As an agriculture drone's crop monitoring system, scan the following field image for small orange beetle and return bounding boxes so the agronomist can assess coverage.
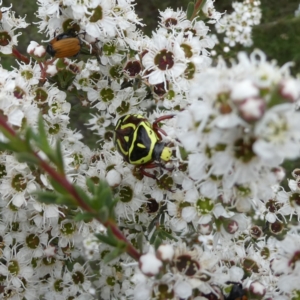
[46,31,81,58]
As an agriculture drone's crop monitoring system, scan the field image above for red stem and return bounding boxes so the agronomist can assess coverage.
[12,47,30,64]
[190,0,204,20]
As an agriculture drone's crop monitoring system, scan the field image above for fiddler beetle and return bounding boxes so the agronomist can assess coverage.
[46,30,81,58]
[114,114,174,179]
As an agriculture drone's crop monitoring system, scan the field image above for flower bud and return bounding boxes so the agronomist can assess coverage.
[106,169,122,187]
[221,217,239,234]
[139,250,162,276]
[27,41,46,58]
[237,97,266,122]
[279,78,300,102]
[157,244,174,261]
[248,281,266,299]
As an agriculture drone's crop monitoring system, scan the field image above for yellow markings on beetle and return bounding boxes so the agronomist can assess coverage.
[116,139,128,155]
[137,143,146,148]
[120,122,136,130]
[129,123,158,165]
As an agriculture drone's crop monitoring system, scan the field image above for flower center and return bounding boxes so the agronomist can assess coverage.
[146,198,159,213]
[184,62,196,79]
[34,88,48,104]
[0,31,11,46]
[89,5,103,22]
[12,174,27,192]
[100,87,114,102]
[8,260,20,276]
[164,18,177,27]
[196,198,214,214]
[119,186,133,203]
[124,60,141,77]
[61,222,76,236]
[26,233,40,249]
[72,271,84,285]
[154,49,174,71]
[54,279,64,292]
[234,137,256,163]
[176,254,200,276]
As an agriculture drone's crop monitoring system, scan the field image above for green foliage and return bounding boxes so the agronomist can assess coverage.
[33,190,60,204]
[187,2,195,20]
[95,228,128,262]
[150,226,178,249]
[86,178,118,220]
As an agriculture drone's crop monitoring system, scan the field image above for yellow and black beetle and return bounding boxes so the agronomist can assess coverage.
[114,114,174,179]
[46,31,81,58]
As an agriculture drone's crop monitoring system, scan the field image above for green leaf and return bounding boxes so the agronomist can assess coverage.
[36,115,51,155]
[74,212,95,222]
[55,140,65,173]
[15,153,39,165]
[179,146,189,160]
[91,180,113,211]
[0,141,19,152]
[57,70,76,90]
[86,177,96,194]
[101,187,113,206]
[56,194,77,206]
[186,2,195,20]
[109,197,119,217]
[98,206,109,223]
[49,178,69,195]
[153,235,163,249]
[136,232,144,253]
[24,127,36,148]
[160,212,165,224]
[103,246,126,263]
[74,185,92,204]
[159,229,178,242]
[149,230,158,245]
[148,215,159,235]
[34,191,59,204]
[0,134,29,153]
[95,233,118,247]
[98,181,113,204]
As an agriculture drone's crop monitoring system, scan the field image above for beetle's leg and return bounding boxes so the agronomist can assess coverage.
[139,165,157,179]
[138,162,162,179]
[160,163,174,172]
[138,161,174,180]
[152,115,175,138]
[142,161,174,172]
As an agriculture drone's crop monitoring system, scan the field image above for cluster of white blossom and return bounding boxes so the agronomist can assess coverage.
[0,0,300,299]
[215,0,262,48]
[0,2,28,54]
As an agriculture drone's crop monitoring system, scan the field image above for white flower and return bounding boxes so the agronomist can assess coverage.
[142,32,186,87]
[174,280,193,299]
[157,244,174,261]
[0,247,33,289]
